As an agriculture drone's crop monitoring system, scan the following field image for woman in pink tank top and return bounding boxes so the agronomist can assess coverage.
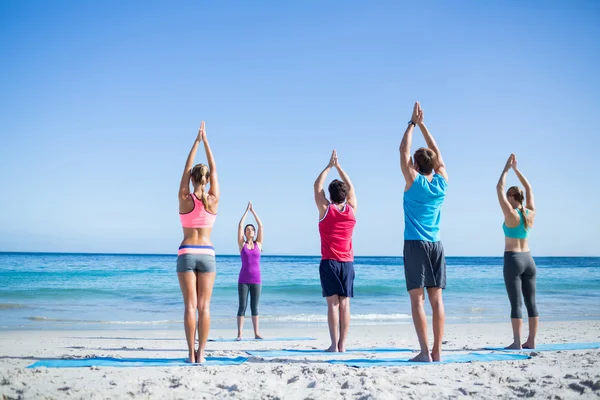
[236,201,264,340]
[177,121,220,364]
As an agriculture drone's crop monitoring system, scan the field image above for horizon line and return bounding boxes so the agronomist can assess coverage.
[0,251,596,258]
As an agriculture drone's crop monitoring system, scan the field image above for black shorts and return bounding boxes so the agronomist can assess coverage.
[403,240,446,291]
[319,259,355,298]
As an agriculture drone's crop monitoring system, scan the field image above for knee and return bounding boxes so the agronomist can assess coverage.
[339,298,350,310]
[523,299,538,317]
[184,303,197,314]
[197,302,210,315]
[510,303,523,319]
[410,296,424,309]
[251,306,259,316]
[327,296,340,308]
[429,297,443,310]
[511,297,523,310]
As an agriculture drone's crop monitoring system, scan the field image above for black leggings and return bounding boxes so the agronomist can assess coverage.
[503,251,539,319]
[237,283,261,317]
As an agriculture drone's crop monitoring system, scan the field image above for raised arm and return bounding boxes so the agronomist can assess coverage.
[399,103,419,189]
[200,122,219,202]
[249,202,264,250]
[400,103,419,191]
[179,125,203,201]
[512,156,535,212]
[334,154,357,212]
[237,202,250,251]
[497,154,517,219]
[314,151,335,218]
[415,102,448,182]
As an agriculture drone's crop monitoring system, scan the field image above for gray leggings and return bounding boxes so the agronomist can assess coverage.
[504,251,539,319]
[237,283,261,317]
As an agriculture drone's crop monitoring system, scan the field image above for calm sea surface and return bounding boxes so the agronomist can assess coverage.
[1,253,598,330]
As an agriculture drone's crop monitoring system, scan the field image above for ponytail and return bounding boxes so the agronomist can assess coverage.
[199,175,209,210]
[191,163,210,210]
[516,189,531,230]
[519,203,530,230]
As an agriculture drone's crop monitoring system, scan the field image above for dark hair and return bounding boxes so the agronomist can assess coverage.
[413,148,436,175]
[244,224,256,241]
[506,186,531,230]
[191,163,210,209]
[328,179,348,204]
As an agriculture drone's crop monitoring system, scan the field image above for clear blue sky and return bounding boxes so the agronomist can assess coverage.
[1,1,599,256]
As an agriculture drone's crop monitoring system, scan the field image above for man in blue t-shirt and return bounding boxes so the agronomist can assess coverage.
[399,102,449,362]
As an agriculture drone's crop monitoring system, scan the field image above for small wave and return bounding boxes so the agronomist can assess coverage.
[469,307,486,313]
[26,316,177,325]
[264,313,411,322]
[0,303,28,310]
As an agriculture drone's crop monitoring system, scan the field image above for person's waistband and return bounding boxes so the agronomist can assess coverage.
[504,251,532,256]
[178,245,215,256]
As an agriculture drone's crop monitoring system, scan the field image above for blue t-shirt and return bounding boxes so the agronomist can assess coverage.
[403,174,447,242]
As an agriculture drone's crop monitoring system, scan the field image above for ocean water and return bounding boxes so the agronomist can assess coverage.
[0,253,599,330]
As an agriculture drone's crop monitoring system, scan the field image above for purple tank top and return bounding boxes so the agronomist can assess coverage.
[238,242,261,284]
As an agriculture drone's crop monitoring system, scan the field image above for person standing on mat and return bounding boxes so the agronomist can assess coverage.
[236,201,264,340]
[177,121,220,364]
[496,153,538,349]
[313,149,357,352]
[399,102,448,362]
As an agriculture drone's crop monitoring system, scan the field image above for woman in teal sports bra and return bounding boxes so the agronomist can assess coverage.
[496,154,538,349]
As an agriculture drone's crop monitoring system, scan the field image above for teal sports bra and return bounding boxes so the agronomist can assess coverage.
[503,208,530,239]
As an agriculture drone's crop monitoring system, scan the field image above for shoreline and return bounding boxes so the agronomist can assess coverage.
[3,312,600,332]
[1,320,599,398]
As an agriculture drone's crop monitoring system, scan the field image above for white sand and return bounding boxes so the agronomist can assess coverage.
[1,320,599,399]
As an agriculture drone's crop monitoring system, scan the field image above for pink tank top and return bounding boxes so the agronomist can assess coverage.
[179,194,217,228]
[318,203,356,262]
[238,243,261,284]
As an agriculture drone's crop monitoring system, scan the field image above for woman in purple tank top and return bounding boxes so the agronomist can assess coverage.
[236,201,263,340]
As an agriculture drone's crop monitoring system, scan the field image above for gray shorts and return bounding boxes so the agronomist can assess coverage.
[176,254,217,273]
[403,240,446,291]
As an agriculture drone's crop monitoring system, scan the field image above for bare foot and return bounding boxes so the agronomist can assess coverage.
[522,341,535,349]
[431,350,442,362]
[337,341,346,352]
[504,342,522,350]
[196,349,206,364]
[236,336,242,341]
[410,351,432,362]
[254,334,263,339]
[324,344,338,352]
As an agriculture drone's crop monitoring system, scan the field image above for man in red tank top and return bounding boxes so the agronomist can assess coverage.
[313,150,358,352]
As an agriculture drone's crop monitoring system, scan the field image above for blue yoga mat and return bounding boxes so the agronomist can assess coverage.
[484,342,600,352]
[208,337,316,342]
[328,352,530,367]
[27,356,248,368]
[247,347,412,357]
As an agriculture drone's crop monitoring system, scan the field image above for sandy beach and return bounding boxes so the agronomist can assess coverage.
[1,320,599,399]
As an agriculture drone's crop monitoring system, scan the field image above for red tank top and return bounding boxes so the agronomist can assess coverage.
[318,203,356,262]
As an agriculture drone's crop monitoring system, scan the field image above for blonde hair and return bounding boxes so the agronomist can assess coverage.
[507,186,531,230]
[191,164,210,209]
